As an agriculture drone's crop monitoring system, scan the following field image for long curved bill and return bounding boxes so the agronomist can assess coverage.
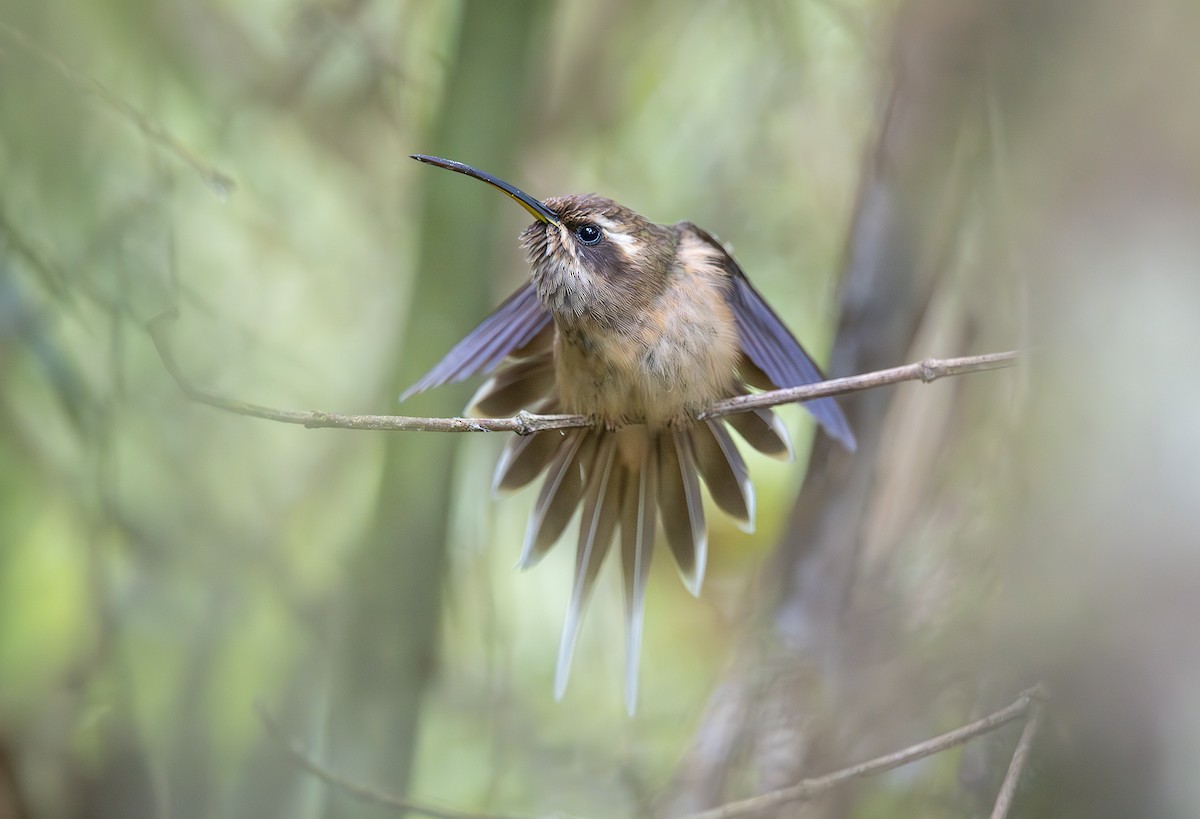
[411,154,561,226]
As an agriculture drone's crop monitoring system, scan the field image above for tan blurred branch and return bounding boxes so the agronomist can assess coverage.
[147,312,1017,434]
[0,20,236,195]
[682,685,1047,819]
[255,702,528,819]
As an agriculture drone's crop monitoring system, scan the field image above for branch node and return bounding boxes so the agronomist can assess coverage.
[514,410,536,436]
[305,411,330,429]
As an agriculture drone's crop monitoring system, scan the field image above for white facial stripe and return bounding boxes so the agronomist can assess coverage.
[590,215,639,260]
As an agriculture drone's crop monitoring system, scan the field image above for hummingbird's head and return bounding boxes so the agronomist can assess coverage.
[521,194,675,323]
[410,155,675,326]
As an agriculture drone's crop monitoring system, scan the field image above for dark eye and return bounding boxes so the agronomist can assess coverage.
[575,223,602,245]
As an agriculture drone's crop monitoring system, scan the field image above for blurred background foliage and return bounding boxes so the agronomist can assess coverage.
[2,1,1200,818]
[0,2,882,815]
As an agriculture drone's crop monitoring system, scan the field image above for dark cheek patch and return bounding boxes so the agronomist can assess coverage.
[581,244,626,282]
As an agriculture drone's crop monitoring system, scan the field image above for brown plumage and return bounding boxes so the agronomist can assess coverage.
[403,156,855,712]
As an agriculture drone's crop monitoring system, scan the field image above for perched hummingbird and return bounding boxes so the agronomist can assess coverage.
[403,155,855,711]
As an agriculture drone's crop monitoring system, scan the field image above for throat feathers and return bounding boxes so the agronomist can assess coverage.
[402,155,855,713]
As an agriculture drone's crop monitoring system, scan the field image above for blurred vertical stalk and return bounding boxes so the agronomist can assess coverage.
[659,2,995,814]
[322,0,549,813]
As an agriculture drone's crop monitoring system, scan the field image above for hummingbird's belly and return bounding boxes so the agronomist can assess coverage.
[554,279,742,426]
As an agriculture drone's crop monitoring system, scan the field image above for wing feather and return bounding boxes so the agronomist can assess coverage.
[467,351,555,417]
[729,274,856,451]
[400,283,551,401]
[685,226,856,451]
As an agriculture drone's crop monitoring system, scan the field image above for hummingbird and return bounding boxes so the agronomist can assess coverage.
[403,155,855,712]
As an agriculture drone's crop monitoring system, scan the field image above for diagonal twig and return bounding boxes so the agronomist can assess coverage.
[147,312,1017,435]
[989,695,1045,819]
[682,685,1046,819]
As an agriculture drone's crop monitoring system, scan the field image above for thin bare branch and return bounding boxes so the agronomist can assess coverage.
[989,697,1044,819]
[255,702,529,819]
[682,685,1046,819]
[697,350,1018,420]
[257,686,1045,818]
[148,313,1017,435]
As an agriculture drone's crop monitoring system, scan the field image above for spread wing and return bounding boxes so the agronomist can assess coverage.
[400,283,551,401]
[688,225,856,451]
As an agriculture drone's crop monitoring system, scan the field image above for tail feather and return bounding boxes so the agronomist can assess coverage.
[517,429,590,569]
[619,432,658,714]
[726,407,794,460]
[691,421,755,531]
[657,429,708,596]
[493,428,563,494]
[555,433,622,700]
[493,395,561,495]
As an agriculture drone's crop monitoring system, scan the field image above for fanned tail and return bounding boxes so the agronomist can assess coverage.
[508,422,752,712]
[473,347,801,711]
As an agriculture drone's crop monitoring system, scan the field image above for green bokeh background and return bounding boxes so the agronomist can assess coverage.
[0,2,882,815]
[10,2,1200,817]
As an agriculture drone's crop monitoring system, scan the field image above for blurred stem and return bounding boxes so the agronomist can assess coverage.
[322,0,549,814]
